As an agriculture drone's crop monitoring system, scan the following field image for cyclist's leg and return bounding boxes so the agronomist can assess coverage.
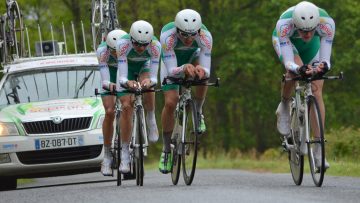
[117,64,136,173]
[272,34,302,136]
[100,66,117,176]
[139,62,159,143]
[159,87,178,173]
[100,95,116,175]
[118,94,134,173]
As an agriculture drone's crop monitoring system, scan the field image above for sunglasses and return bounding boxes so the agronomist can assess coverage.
[177,29,198,38]
[298,28,316,34]
[131,38,150,47]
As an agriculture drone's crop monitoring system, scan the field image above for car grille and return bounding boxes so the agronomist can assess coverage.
[22,117,92,134]
[16,145,103,164]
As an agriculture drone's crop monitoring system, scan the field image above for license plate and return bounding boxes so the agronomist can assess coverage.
[35,136,84,150]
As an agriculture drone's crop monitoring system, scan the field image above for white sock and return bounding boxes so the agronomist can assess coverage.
[103,145,112,160]
[146,110,156,126]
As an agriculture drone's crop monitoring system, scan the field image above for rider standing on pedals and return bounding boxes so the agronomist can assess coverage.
[159,9,213,173]
[273,1,335,169]
[116,20,161,173]
[97,29,127,176]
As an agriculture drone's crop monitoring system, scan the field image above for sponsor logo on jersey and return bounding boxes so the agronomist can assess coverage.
[118,59,127,63]
[99,50,110,62]
[150,42,160,58]
[165,34,176,51]
[163,54,175,60]
[319,23,333,37]
[279,40,290,47]
[118,43,130,56]
[280,24,291,38]
[199,31,212,50]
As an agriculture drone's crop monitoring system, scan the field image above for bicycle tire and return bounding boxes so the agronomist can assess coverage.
[306,95,325,187]
[6,1,24,58]
[135,107,144,186]
[91,0,104,51]
[288,100,304,185]
[171,112,182,185]
[107,0,118,31]
[115,109,121,186]
[181,99,199,185]
[0,16,7,64]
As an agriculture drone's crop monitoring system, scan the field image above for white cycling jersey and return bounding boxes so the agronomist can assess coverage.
[274,6,335,73]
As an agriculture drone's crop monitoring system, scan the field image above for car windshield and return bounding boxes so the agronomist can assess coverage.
[0,66,101,107]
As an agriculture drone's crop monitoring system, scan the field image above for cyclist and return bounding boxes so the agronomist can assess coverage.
[116,20,161,173]
[273,1,335,169]
[159,9,213,173]
[97,29,127,176]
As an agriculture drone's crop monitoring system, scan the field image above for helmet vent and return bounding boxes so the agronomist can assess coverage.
[193,19,196,22]
[301,17,305,20]
[138,30,142,33]
[310,16,313,19]
[113,37,116,40]
[184,19,188,22]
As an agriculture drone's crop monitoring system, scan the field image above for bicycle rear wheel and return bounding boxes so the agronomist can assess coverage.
[6,1,24,59]
[288,102,304,185]
[306,96,325,187]
[91,0,104,51]
[181,99,199,185]
[135,108,144,186]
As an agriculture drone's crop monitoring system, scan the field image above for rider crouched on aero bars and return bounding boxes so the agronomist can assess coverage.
[159,9,213,173]
[116,20,161,173]
[273,1,335,169]
[97,29,127,176]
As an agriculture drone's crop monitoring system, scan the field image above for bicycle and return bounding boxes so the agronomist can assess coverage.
[91,0,119,51]
[0,0,24,64]
[282,68,343,187]
[162,77,220,186]
[94,89,135,186]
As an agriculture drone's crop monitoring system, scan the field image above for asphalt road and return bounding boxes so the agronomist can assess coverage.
[1,169,360,203]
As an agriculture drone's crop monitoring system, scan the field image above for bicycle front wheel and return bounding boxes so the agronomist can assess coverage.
[171,120,181,185]
[288,102,304,185]
[181,99,199,185]
[306,96,325,187]
[135,108,144,186]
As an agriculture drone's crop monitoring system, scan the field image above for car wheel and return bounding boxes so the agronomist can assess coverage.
[0,177,17,191]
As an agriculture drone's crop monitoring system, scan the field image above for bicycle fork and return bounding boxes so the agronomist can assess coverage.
[130,104,149,157]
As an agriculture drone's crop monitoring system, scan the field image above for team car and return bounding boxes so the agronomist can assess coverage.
[0,54,105,190]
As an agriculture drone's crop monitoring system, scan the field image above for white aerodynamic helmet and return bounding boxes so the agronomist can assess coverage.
[292,1,320,31]
[129,20,154,44]
[106,29,127,50]
[174,9,202,33]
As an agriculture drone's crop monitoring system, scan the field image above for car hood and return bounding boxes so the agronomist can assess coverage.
[0,98,104,123]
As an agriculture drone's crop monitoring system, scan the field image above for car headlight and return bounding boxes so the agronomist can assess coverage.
[0,123,20,136]
[96,115,105,129]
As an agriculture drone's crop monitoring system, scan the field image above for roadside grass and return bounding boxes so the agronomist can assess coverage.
[145,127,360,177]
[145,150,360,177]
